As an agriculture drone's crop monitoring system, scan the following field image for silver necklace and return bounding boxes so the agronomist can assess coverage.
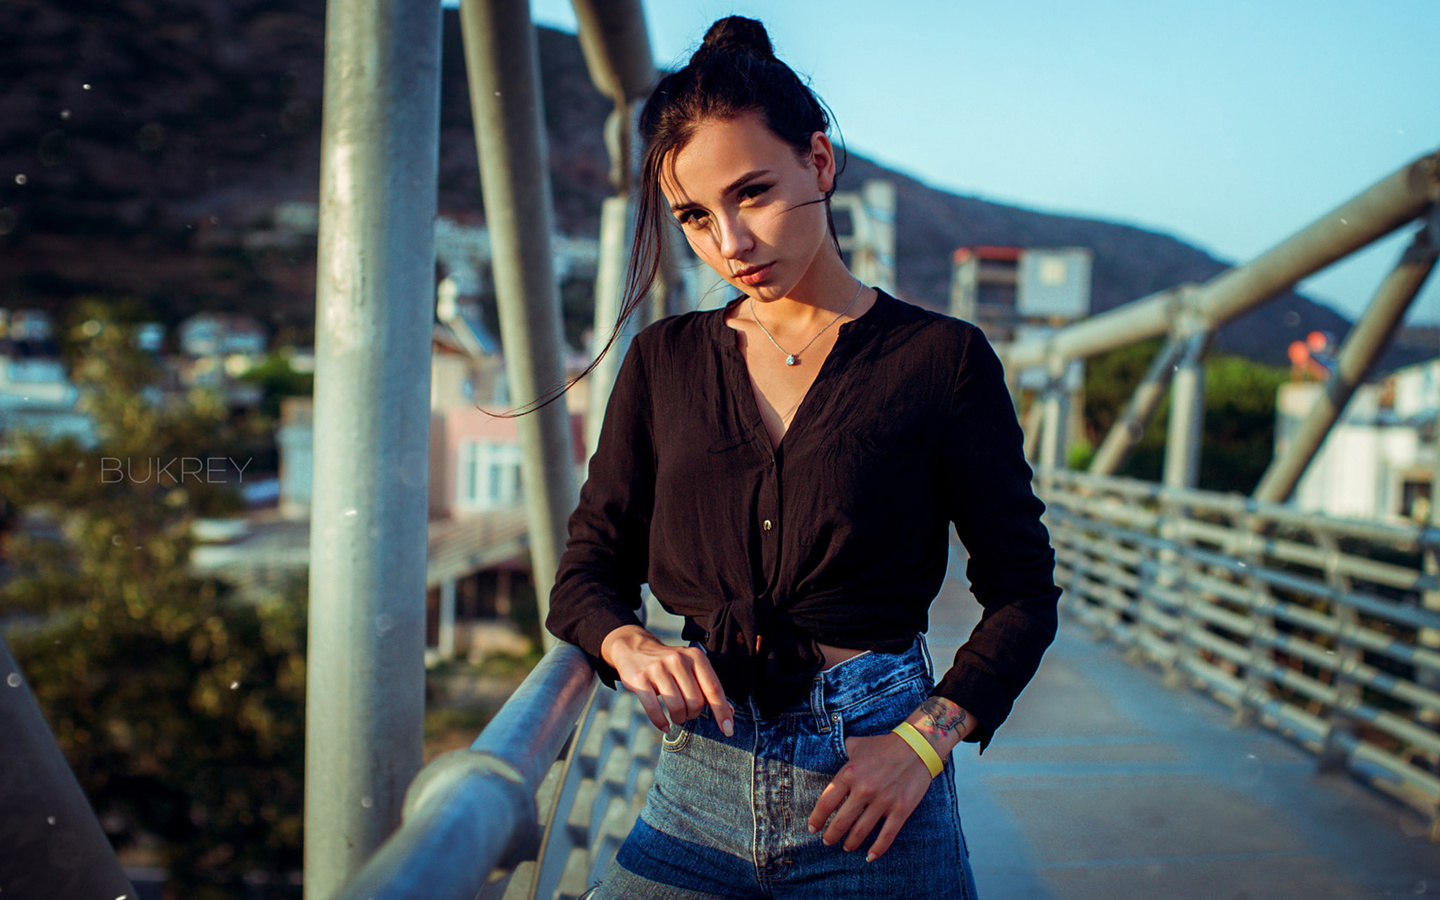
[749,280,864,367]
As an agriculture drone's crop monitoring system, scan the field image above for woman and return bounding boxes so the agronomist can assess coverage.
[546,16,1059,899]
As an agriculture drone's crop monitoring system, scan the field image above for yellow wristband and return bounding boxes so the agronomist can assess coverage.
[891,721,944,778]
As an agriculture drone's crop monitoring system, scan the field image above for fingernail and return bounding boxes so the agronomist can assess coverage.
[807,824,817,834]
[722,719,734,737]
[865,852,877,863]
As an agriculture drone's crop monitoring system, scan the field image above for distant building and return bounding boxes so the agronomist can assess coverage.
[1276,358,1437,523]
[275,397,313,519]
[0,309,92,447]
[434,216,600,300]
[950,246,1093,345]
[178,312,267,358]
[174,313,266,407]
[832,180,897,295]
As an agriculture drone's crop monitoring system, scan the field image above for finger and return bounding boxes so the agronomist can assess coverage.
[807,778,849,834]
[865,814,906,863]
[669,662,707,721]
[689,651,735,735]
[631,687,670,732]
[842,803,886,853]
[822,792,867,847]
[652,674,686,728]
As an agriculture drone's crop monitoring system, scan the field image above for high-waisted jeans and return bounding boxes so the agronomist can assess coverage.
[585,638,979,899]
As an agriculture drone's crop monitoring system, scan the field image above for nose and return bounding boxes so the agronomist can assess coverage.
[715,211,753,260]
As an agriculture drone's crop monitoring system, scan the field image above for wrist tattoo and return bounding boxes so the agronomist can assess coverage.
[915,698,967,744]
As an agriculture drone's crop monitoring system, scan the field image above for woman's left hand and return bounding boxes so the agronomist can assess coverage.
[806,732,935,862]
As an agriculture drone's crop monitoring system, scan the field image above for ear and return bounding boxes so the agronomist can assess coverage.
[809,131,836,194]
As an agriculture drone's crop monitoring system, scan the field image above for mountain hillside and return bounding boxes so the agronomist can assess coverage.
[0,0,1380,365]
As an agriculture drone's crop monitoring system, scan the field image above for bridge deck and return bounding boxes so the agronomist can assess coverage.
[928,549,1440,899]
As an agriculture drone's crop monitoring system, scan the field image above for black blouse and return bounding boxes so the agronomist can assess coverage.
[546,290,1059,747]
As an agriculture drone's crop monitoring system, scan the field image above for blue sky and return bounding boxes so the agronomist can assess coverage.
[520,0,1439,327]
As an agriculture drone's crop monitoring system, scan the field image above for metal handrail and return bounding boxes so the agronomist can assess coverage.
[1040,468,1440,839]
[329,601,675,900]
[331,642,598,900]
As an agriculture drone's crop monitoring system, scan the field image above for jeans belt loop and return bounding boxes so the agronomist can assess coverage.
[810,671,831,734]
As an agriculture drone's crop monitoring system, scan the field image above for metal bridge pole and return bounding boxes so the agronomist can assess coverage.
[1253,223,1438,504]
[459,0,579,628]
[574,0,654,107]
[304,0,441,895]
[0,639,137,900]
[1155,330,1209,683]
[1038,356,1073,470]
[574,0,655,456]
[1021,400,1043,463]
[1163,332,1210,489]
[1089,336,1187,476]
[588,181,639,457]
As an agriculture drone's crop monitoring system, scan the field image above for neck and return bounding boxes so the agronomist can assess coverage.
[755,254,862,328]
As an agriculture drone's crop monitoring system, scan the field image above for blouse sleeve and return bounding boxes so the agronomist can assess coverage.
[931,325,1060,749]
[545,337,656,687]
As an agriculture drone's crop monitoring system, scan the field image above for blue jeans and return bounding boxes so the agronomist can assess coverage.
[586,639,978,899]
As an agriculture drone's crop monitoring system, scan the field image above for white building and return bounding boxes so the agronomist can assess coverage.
[1276,358,1437,523]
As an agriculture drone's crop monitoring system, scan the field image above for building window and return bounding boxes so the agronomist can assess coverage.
[1401,479,1431,524]
[459,440,523,511]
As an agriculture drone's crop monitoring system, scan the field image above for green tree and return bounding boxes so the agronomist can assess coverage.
[240,350,313,421]
[1080,338,1168,482]
[0,306,305,899]
[1082,339,1288,494]
[1198,354,1290,493]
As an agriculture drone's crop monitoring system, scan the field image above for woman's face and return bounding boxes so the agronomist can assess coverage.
[659,112,836,303]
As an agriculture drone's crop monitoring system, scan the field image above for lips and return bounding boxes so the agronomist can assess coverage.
[735,262,774,286]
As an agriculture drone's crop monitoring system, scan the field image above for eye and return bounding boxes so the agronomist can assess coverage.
[676,208,709,228]
[738,183,771,202]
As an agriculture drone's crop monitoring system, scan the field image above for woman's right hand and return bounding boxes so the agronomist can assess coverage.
[601,625,735,737]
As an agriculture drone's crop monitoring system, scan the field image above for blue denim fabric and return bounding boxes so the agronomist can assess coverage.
[586,639,978,899]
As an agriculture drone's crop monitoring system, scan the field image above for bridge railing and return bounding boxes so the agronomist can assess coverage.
[331,606,672,900]
[1040,467,1440,837]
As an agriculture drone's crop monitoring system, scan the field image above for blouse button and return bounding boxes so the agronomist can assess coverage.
[762,519,773,531]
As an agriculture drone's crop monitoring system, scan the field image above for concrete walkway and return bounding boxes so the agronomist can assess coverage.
[927,551,1440,900]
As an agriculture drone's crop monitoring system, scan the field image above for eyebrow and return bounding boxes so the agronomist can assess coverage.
[669,169,772,214]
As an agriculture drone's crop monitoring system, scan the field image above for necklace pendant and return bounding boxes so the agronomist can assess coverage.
[785,354,798,366]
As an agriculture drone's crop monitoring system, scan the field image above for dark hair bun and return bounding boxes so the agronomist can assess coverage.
[696,16,776,63]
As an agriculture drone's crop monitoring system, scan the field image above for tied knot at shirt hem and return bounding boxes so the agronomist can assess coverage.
[677,597,829,718]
